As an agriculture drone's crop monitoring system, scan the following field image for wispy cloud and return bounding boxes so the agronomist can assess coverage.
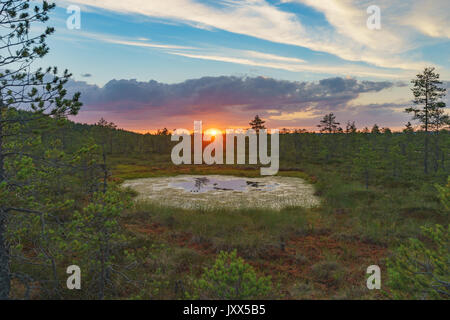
[57,30,196,50]
[244,51,306,64]
[61,0,444,72]
[168,50,408,79]
[101,38,196,50]
[60,29,405,79]
[398,0,450,38]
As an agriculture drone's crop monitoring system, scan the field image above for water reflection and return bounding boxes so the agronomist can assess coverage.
[170,177,278,193]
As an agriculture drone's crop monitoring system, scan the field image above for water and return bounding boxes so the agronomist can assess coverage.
[170,177,279,193]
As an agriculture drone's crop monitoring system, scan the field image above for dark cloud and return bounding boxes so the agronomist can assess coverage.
[66,76,396,118]
[81,73,92,78]
[66,76,450,131]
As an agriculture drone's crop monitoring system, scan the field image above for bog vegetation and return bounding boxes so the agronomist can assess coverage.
[0,1,448,300]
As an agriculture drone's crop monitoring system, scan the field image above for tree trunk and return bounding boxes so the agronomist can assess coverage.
[99,246,105,300]
[0,211,9,300]
[424,132,429,174]
[424,84,429,175]
[109,134,113,155]
[365,169,369,190]
[0,101,10,300]
[102,145,107,194]
[433,135,439,173]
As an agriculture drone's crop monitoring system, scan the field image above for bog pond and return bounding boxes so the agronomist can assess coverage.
[122,175,320,210]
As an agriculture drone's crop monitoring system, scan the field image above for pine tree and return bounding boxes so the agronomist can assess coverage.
[387,224,449,299]
[405,67,447,174]
[389,145,404,179]
[436,177,450,212]
[317,113,340,133]
[0,1,81,299]
[354,143,376,189]
[403,122,414,133]
[70,190,130,299]
[430,102,449,132]
[249,115,266,133]
[371,124,380,134]
[95,119,118,192]
[345,121,357,134]
[156,128,170,136]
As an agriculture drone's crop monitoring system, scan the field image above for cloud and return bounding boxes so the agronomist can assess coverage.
[66,75,409,131]
[64,31,406,79]
[67,76,395,111]
[100,38,196,50]
[244,51,306,64]
[63,0,440,71]
[59,30,423,80]
[399,0,450,38]
[168,50,406,79]
[81,73,92,78]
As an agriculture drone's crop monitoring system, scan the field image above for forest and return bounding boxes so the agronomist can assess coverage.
[0,107,448,299]
[0,1,448,300]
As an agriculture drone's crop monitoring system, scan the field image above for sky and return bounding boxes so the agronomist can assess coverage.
[39,0,450,132]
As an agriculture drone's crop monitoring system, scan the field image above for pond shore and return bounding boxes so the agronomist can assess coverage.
[122,175,320,210]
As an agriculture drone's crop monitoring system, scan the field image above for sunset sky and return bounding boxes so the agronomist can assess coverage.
[43,1,450,132]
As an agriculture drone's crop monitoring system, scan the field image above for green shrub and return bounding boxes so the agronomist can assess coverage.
[311,260,346,287]
[387,224,449,299]
[191,250,272,300]
[436,177,450,213]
